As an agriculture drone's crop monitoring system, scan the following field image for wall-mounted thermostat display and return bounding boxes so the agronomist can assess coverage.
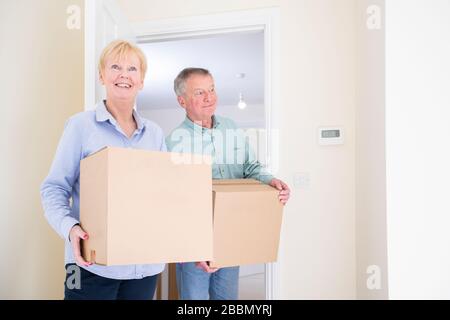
[318,127,344,145]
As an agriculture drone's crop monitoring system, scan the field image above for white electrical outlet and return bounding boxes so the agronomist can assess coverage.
[293,172,310,189]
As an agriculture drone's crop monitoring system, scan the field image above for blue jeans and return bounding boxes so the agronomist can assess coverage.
[64,264,158,300]
[176,262,239,300]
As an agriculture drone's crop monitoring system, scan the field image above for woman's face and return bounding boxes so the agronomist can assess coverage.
[100,52,144,103]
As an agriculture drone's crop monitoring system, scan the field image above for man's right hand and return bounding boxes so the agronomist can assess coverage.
[195,261,218,273]
[69,225,92,267]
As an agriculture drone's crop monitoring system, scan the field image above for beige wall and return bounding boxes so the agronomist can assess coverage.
[0,0,84,299]
[119,0,357,299]
[355,0,388,299]
[277,0,356,299]
[118,0,279,21]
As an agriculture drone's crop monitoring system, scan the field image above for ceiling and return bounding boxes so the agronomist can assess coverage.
[136,31,264,110]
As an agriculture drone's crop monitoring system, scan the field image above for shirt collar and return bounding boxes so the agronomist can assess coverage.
[96,100,145,132]
[182,115,220,131]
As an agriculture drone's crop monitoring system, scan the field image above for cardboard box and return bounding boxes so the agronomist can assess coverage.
[210,179,284,268]
[79,147,213,266]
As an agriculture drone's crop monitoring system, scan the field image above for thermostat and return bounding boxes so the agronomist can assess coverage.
[318,127,344,145]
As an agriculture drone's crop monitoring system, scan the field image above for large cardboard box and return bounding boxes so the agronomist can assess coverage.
[210,179,284,268]
[79,147,213,266]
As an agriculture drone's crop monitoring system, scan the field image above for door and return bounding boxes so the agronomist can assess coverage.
[84,0,135,110]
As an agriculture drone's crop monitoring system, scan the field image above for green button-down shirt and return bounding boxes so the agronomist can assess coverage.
[166,115,273,184]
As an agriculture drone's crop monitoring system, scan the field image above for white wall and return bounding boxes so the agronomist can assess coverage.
[386,0,450,299]
[355,0,388,299]
[0,0,84,299]
[122,0,357,299]
[139,107,186,136]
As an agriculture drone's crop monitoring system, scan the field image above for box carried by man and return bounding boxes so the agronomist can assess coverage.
[210,179,284,268]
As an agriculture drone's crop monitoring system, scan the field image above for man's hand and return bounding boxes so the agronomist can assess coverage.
[269,178,291,205]
[195,261,219,273]
[69,225,92,267]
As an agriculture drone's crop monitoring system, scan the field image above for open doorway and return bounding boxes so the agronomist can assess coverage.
[136,31,265,133]
[85,3,281,299]
[137,31,267,300]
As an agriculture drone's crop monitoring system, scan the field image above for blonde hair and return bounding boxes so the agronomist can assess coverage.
[98,40,147,79]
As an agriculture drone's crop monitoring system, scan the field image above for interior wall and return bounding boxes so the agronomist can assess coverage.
[355,0,388,299]
[0,0,84,299]
[121,0,358,299]
[386,0,450,299]
[276,0,357,299]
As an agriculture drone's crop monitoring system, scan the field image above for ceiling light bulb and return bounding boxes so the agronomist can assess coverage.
[238,93,247,109]
[238,100,247,109]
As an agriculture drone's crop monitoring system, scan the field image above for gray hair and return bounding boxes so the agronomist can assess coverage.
[174,67,213,96]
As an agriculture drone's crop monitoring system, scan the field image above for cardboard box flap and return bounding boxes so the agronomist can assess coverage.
[213,184,275,193]
[85,146,109,158]
[212,179,261,186]
[213,179,276,193]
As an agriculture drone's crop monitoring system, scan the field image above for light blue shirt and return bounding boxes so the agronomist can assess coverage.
[166,115,273,183]
[40,101,166,280]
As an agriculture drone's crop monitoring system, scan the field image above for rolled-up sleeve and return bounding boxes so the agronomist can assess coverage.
[243,140,274,184]
[227,119,273,184]
[40,117,82,241]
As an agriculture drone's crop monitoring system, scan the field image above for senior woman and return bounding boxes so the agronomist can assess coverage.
[40,40,165,300]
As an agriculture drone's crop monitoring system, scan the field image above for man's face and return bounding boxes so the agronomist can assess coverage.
[178,74,217,122]
[100,52,144,102]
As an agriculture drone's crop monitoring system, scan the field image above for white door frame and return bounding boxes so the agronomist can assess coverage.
[131,8,281,300]
[85,4,281,300]
[84,0,135,110]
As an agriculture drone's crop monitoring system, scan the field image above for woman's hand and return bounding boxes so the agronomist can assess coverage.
[69,225,92,267]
